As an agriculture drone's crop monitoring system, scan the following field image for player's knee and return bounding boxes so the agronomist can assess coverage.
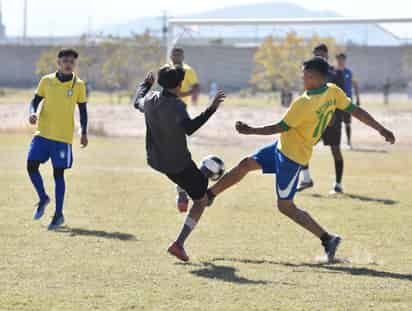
[277,200,293,215]
[193,195,208,209]
[27,161,40,174]
[53,168,65,179]
[238,157,256,173]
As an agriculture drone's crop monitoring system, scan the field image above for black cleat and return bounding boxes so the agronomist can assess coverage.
[322,235,342,263]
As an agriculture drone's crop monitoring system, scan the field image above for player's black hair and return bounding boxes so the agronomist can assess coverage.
[313,43,328,54]
[303,57,330,77]
[336,52,347,59]
[58,48,79,59]
[157,64,186,89]
[171,47,184,54]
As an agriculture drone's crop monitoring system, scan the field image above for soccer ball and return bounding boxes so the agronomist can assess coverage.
[200,155,225,181]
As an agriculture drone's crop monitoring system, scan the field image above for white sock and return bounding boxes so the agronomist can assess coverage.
[302,169,312,183]
[176,185,186,195]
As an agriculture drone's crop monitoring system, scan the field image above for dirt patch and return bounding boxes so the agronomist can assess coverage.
[2,103,411,149]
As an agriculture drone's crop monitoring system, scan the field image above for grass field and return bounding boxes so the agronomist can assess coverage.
[1,133,412,311]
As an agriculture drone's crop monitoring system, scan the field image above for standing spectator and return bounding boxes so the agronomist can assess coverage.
[335,53,361,148]
[170,47,200,106]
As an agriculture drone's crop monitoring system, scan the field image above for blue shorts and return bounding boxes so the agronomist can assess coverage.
[252,142,302,200]
[27,136,73,169]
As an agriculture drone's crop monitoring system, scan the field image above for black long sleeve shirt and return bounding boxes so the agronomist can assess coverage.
[133,82,217,174]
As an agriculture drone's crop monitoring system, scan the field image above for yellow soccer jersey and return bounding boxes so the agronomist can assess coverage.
[278,83,356,165]
[180,63,199,105]
[35,73,87,144]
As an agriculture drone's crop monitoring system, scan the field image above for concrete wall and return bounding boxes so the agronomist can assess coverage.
[0,45,47,87]
[0,44,408,90]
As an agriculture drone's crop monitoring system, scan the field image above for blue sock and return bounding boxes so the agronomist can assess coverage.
[29,171,48,202]
[54,176,65,216]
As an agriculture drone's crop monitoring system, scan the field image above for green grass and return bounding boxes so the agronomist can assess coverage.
[1,134,412,310]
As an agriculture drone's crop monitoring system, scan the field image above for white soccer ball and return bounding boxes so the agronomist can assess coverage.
[200,155,225,181]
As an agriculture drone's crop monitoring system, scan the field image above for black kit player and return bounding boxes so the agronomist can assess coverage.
[132,65,225,262]
[335,52,361,149]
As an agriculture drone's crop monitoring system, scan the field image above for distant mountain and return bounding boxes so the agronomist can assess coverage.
[100,2,400,46]
[101,2,340,36]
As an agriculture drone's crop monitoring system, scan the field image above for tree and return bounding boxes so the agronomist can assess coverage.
[35,32,163,103]
[36,44,98,83]
[101,33,164,99]
[251,32,338,106]
[36,48,60,76]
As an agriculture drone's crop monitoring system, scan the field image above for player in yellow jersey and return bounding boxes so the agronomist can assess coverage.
[170,47,200,106]
[27,48,88,230]
[206,57,395,262]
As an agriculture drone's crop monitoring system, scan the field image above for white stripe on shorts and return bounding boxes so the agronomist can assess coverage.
[67,144,71,167]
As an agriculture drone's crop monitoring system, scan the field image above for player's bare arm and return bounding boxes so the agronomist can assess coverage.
[209,90,225,111]
[236,121,286,135]
[351,106,395,144]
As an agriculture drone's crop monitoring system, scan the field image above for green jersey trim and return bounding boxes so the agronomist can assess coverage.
[306,85,328,96]
[344,103,357,113]
[278,120,290,131]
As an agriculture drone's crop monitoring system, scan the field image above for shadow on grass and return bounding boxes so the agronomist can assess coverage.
[211,258,412,282]
[176,261,270,285]
[309,193,398,205]
[56,226,137,241]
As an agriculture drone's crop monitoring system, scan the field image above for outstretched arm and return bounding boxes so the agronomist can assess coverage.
[351,106,395,144]
[235,120,288,136]
[180,90,225,136]
[132,72,155,112]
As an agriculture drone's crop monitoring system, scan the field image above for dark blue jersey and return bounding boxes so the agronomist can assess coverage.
[335,68,353,98]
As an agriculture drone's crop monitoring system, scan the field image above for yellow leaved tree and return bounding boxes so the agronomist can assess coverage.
[251,32,339,106]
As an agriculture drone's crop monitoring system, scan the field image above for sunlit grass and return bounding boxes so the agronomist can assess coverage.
[1,134,411,310]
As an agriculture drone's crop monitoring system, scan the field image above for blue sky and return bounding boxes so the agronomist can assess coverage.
[2,0,411,36]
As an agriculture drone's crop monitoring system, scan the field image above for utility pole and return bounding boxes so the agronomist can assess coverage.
[0,0,6,39]
[23,0,28,40]
[162,11,168,49]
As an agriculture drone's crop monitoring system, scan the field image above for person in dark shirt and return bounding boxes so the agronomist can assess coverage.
[335,53,361,148]
[132,64,225,262]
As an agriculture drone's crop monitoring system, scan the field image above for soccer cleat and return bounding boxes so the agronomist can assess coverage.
[48,213,65,231]
[322,235,342,263]
[329,183,344,195]
[33,196,50,220]
[176,191,189,213]
[167,241,189,262]
[296,180,314,192]
[345,143,353,150]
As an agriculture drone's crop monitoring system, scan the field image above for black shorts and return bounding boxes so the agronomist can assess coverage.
[166,160,208,200]
[322,125,341,146]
